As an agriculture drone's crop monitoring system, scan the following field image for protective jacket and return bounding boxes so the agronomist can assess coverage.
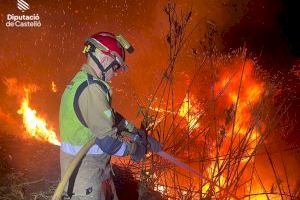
[59,64,133,199]
[59,64,132,156]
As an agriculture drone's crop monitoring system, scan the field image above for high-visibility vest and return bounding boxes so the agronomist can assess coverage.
[59,70,111,155]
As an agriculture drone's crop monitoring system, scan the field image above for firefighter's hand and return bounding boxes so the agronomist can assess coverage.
[132,129,147,145]
[133,129,162,153]
[130,142,147,162]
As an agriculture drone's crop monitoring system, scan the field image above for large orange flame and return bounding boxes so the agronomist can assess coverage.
[201,59,266,198]
[17,88,60,146]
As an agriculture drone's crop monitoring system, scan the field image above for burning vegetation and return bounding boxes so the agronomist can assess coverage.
[0,1,299,200]
[115,2,299,199]
[3,78,60,146]
[17,88,60,146]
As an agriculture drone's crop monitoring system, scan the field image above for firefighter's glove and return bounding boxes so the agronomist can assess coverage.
[132,129,148,146]
[114,112,135,133]
[131,142,147,162]
[133,129,162,153]
[115,119,127,133]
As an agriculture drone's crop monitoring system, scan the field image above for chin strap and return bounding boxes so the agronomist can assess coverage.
[88,52,119,81]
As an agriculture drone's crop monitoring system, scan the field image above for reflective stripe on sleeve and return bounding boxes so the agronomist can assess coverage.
[60,141,127,156]
[113,142,128,156]
[60,141,104,155]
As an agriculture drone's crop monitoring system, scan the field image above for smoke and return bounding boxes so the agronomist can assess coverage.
[3,78,38,98]
[0,0,252,120]
[0,107,19,134]
[0,0,296,146]
[0,0,296,138]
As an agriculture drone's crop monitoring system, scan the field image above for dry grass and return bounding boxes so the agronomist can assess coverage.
[0,171,58,200]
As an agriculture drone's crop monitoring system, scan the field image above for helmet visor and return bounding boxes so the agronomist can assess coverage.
[110,51,128,72]
[86,38,128,72]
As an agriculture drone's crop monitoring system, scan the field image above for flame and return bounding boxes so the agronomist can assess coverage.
[178,95,200,130]
[17,88,60,146]
[149,58,268,199]
[203,59,265,196]
[227,61,264,163]
[202,163,227,195]
[51,81,57,93]
[148,94,201,131]
[155,185,167,193]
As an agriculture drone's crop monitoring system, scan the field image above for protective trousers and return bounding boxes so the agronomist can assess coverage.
[60,151,118,200]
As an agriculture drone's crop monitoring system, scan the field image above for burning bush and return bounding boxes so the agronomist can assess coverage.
[117,2,300,199]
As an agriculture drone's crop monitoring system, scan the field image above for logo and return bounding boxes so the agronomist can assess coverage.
[5,0,42,28]
[17,0,30,12]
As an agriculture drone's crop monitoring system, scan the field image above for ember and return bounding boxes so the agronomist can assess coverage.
[51,81,57,93]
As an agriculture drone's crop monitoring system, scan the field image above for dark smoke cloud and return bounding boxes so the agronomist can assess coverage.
[222,0,300,71]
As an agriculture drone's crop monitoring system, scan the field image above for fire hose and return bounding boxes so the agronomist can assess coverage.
[51,137,97,200]
[157,151,201,176]
[52,130,238,200]
[51,130,200,199]
[51,141,197,199]
[51,129,117,200]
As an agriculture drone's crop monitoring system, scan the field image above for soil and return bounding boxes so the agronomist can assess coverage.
[0,132,143,200]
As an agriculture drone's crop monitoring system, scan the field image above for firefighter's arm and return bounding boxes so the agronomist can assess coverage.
[114,111,135,132]
[78,83,141,157]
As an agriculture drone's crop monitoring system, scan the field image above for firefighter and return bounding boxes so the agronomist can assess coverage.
[59,32,161,200]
